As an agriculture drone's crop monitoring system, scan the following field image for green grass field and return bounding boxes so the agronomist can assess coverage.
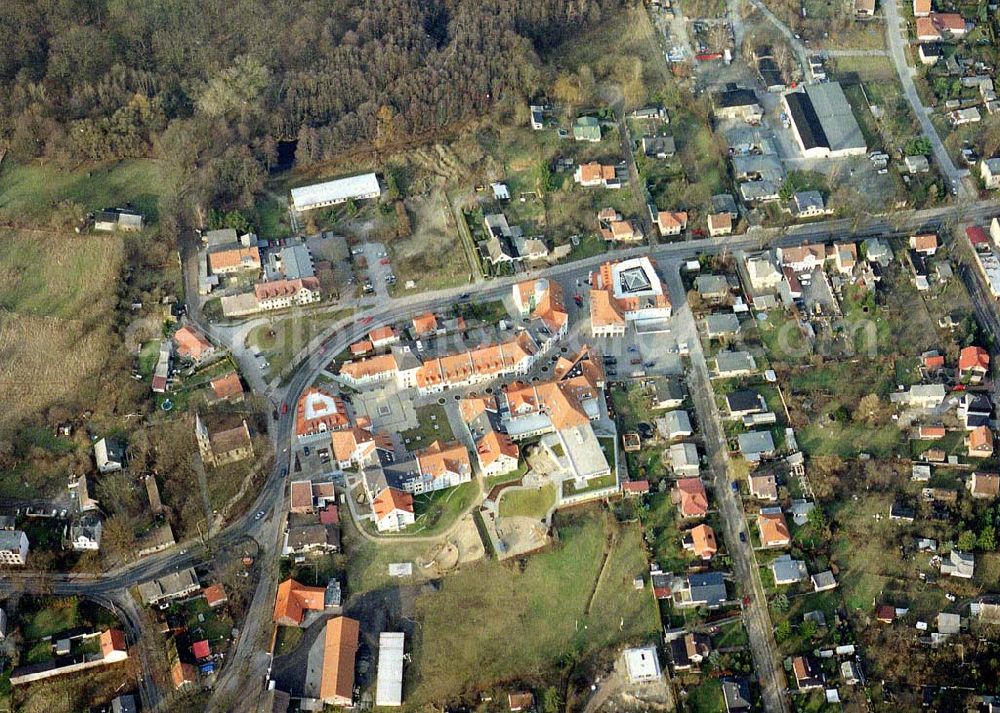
[0,159,167,224]
[498,484,555,520]
[410,507,659,704]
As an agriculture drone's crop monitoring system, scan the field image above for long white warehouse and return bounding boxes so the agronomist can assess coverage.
[290,173,381,211]
[375,632,405,707]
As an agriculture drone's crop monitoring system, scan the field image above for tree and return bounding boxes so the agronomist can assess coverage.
[957,529,978,551]
[978,525,997,552]
[855,393,889,426]
[905,137,933,156]
[374,105,402,154]
[775,620,791,642]
[196,55,270,120]
[773,593,790,612]
[541,687,562,713]
[552,72,582,106]
[800,619,818,640]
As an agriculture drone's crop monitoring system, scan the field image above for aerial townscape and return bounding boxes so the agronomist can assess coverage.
[4,0,1000,712]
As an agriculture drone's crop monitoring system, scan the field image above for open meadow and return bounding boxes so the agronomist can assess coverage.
[0,230,125,441]
[407,506,659,705]
[0,159,167,226]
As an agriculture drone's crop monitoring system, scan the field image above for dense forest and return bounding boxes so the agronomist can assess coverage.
[0,0,624,215]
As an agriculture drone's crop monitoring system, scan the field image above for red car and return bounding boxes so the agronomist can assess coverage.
[280,403,289,415]
[379,258,390,265]
[360,316,374,325]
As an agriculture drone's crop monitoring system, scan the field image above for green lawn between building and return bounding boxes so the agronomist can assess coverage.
[498,484,556,520]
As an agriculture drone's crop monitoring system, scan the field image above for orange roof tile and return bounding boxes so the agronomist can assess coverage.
[208,246,260,272]
[295,387,349,437]
[339,354,397,381]
[210,372,244,400]
[350,340,373,356]
[689,524,717,558]
[330,427,376,463]
[531,280,569,333]
[255,277,320,300]
[289,480,315,511]
[708,212,733,232]
[368,326,396,343]
[100,629,126,657]
[923,354,945,369]
[273,578,327,625]
[412,312,438,335]
[174,326,213,359]
[459,395,493,423]
[657,211,688,229]
[969,426,994,452]
[676,478,708,517]
[913,0,931,14]
[320,617,360,704]
[373,487,414,520]
[919,425,947,439]
[589,289,625,328]
[758,512,791,546]
[417,440,472,480]
[910,233,939,251]
[578,162,616,183]
[915,16,939,37]
[931,12,965,31]
[476,430,519,466]
[171,661,197,688]
[202,583,228,607]
[959,346,989,372]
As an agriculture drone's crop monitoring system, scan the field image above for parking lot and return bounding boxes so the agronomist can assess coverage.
[352,241,394,298]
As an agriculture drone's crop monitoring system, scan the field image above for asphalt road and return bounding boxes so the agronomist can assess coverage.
[664,265,790,713]
[883,0,972,199]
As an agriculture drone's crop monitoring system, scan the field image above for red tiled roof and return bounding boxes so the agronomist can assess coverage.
[202,584,228,607]
[959,346,989,372]
[676,477,708,517]
[273,578,327,625]
[319,505,340,525]
[210,372,244,400]
[255,277,320,300]
[923,354,945,370]
[320,617,360,704]
[373,487,414,521]
[758,512,791,546]
[192,639,211,659]
[174,326,213,359]
[967,226,990,246]
[100,629,126,657]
